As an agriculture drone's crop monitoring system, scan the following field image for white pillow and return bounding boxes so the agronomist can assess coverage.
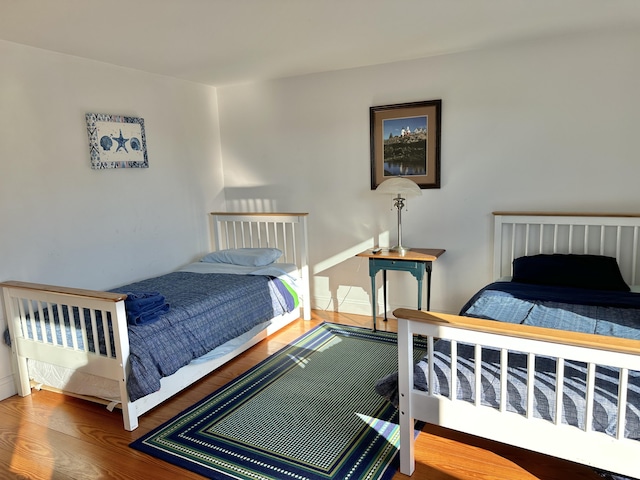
[201,248,283,267]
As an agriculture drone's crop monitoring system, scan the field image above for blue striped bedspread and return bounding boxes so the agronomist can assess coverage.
[461,281,640,340]
[111,271,296,401]
[376,282,640,442]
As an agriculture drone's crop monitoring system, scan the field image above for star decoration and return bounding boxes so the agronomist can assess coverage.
[112,129,129,153]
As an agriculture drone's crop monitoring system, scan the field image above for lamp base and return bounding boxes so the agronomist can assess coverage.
[389,245,411,255]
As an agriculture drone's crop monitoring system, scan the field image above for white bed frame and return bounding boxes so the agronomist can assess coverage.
[1,212,310,431]
[395,212,640,478]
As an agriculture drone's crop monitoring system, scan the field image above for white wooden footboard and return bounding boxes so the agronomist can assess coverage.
[395,309,640,478]
[1,282,136,429]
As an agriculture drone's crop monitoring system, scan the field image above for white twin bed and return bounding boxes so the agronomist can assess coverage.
[385,212,640,478]
[1,212,310,431]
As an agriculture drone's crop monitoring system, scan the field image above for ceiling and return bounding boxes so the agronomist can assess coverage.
[2,0,640,87]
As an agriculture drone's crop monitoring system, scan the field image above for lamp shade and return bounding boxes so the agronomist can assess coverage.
[375,177,422,197]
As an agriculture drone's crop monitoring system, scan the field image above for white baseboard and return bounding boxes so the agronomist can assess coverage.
[0,374,17,400]
[312,295,399,317]
[311,295,452,317]
[311,295,372,316]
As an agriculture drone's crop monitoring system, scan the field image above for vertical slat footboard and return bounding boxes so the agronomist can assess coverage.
[394,309,640,479]
[1,281,136,429]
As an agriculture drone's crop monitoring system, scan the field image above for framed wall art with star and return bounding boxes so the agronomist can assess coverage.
[85,113,148,169]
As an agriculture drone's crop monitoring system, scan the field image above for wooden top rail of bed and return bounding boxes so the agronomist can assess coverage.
[0,280,127,302]
[393,308,640,356]
[492,211,640,218]
[210,212,309,217]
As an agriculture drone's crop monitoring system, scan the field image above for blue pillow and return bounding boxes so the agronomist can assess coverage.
[512,254,629,292]
[201,248,283,267]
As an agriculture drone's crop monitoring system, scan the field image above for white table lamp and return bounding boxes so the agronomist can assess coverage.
[376,177,422,254]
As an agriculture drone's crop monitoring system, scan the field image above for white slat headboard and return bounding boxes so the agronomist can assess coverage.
[209,212,310,320]
[493,212,640,286]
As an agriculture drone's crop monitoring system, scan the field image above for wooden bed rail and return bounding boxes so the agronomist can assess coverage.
[492,211,640,218]
[0,280,127,302]
[393,308,640,356]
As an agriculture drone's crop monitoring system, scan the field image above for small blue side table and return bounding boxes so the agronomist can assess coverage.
[357,248,445,331]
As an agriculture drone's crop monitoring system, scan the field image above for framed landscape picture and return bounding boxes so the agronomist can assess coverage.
[370,100,441,189]
[86,113,148,169]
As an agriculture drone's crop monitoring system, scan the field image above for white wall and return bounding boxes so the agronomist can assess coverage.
[0,40,224,399]
[217,28,640,318]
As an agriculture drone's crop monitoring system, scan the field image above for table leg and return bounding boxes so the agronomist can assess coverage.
[383,270,388,322]
[414,262,427,311]
[370,273,377,331]
[426,263,432,311]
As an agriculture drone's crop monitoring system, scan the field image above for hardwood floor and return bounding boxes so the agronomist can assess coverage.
[0,310,605,480]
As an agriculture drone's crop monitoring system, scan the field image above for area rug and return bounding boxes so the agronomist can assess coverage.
[130,322,427,480]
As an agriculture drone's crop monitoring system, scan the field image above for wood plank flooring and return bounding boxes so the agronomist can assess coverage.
[0,310,605,480]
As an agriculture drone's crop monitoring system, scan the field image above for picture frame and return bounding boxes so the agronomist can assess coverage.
[86,113,148,169]
[370,100,441,189]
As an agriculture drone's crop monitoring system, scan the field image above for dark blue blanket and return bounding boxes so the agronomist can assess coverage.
[123,291,169,325]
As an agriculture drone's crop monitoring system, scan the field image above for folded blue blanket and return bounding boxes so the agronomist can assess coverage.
[124,292,170,325]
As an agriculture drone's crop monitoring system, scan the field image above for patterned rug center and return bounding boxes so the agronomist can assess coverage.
[205,335,400,468]
[131,324,426,480]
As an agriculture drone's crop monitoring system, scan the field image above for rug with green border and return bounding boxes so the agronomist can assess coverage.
[130,322,426,480]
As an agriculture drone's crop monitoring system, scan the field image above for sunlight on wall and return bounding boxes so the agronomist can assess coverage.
[225,198,280,212]
[312,232,392,314]
[313,232,390,275]
[223,160,270,187]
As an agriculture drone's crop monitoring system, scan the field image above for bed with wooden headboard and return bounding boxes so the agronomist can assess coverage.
[378,212,640,478]
[1,212,310,431]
